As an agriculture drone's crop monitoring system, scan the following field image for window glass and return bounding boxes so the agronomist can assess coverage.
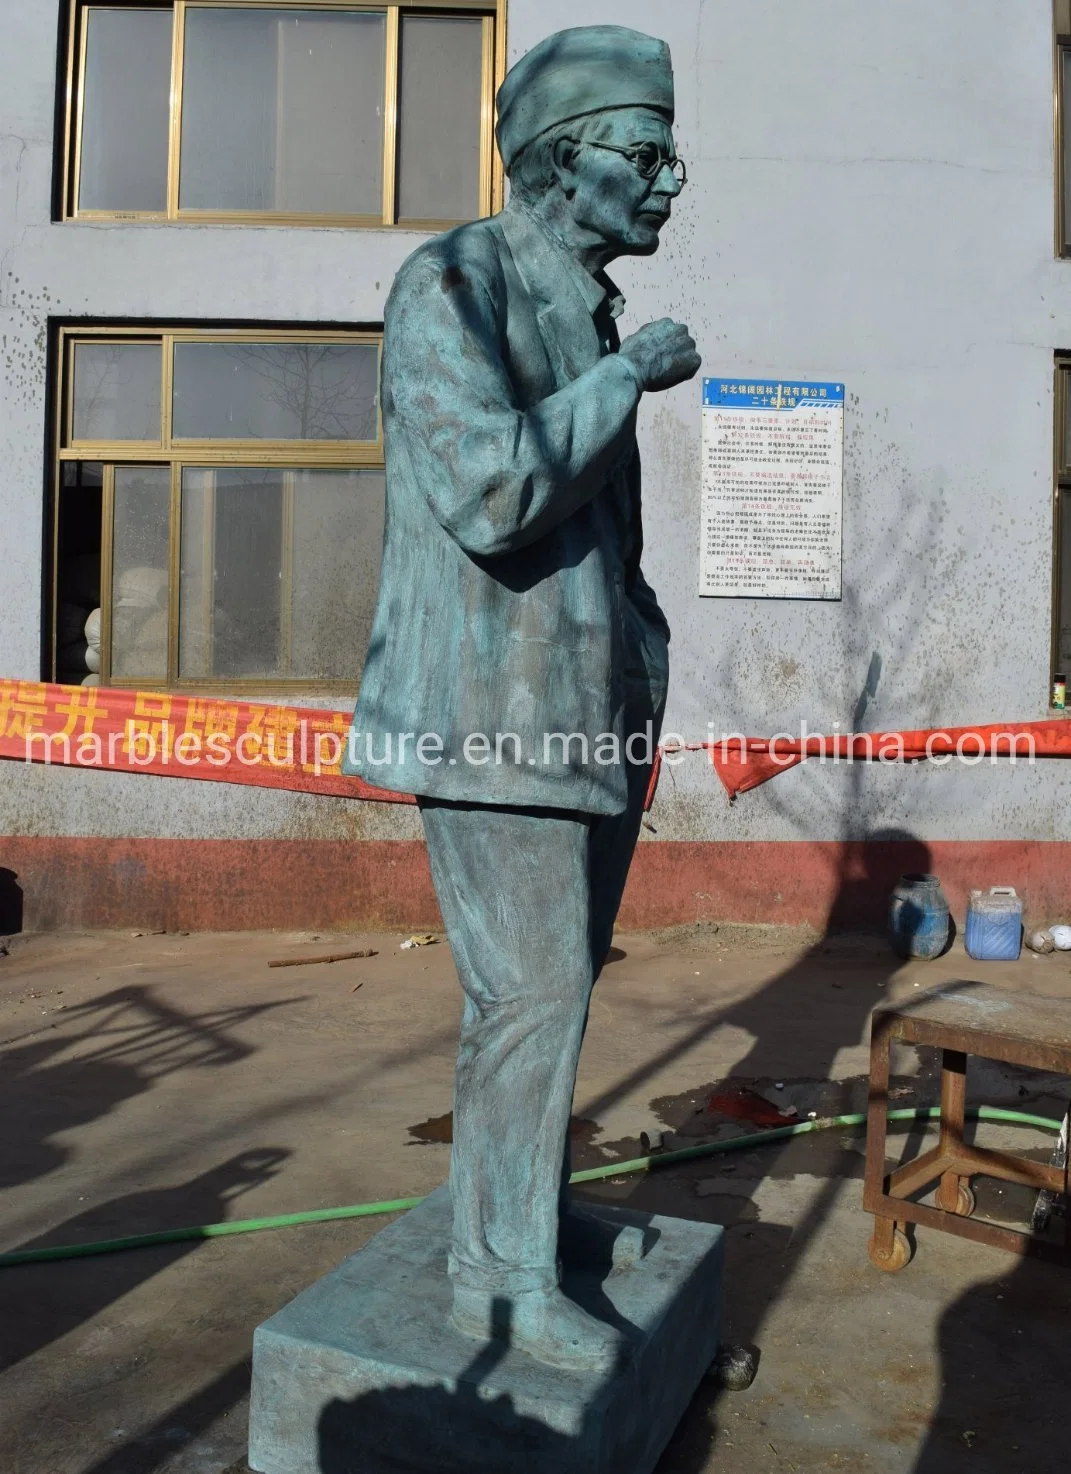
[178,7,386,214]
[57,331,386,689]
[56,463,104,685]
[290,469,384,680]
[178,466,384,680]
[172,342,379,440]
[1058,487,1071,673]
[179,468,285,678]
[78,7,172,212]
[1064,49,1071,253]
[111,466,171,680]
[68,1,497,225]
[72,343,163,442]
[396,14,483,221]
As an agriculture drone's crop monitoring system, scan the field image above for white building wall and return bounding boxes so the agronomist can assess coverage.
[1,0,1069,870]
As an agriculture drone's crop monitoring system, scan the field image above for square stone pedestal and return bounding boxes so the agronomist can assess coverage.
[249,1186,724,1474]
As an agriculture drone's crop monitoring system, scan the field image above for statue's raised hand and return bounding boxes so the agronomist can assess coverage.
[619,318,701,392]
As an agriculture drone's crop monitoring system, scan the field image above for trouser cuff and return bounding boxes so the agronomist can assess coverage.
[448,1249,558,1295]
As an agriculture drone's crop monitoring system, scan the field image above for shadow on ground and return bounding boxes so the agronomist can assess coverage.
[913,1252,1071,1474]
[77,1361,255,1474]
[0,984,296,1189]
[0,1149,288,1378]
[0,982,297,1442]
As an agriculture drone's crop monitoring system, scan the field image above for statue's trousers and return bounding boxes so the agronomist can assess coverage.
[418,698,661,1293]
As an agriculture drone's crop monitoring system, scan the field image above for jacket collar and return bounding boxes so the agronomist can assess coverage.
[499,201,624,315]
[498,201,625,381]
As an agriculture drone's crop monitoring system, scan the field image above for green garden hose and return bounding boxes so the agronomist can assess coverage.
[0,1105,1059,1269]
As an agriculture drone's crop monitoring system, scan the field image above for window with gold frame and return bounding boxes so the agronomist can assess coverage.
[1054,360,1071,698]
[52,325,387,693]
[60,0,506,227]
[1057,0,1071,254]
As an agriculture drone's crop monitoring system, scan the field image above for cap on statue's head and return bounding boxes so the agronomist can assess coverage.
[495,25,674,169]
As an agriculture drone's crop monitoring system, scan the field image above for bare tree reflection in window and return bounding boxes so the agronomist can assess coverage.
[72,344,162,442]
[171,342,378,442]
[232,343,374,439]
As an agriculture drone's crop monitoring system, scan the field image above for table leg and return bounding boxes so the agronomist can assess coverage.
[1032,1103,1068,1235]
[934,1048,975,1217]
[865,1015,913,1269]
[863,1015,892,1216]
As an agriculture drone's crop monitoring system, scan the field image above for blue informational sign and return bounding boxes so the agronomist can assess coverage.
[699,374,845,600]
[702,378,845,410]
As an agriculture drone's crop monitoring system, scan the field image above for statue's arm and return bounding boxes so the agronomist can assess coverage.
[385,254,642,557]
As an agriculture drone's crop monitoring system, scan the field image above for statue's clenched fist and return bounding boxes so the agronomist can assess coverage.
[619,318,701,392]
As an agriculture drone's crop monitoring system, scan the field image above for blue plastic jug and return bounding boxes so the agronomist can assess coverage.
[964,887,1023,961]
[889,873,950,959]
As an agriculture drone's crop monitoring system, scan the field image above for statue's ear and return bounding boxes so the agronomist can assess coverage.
[549,135,581,198]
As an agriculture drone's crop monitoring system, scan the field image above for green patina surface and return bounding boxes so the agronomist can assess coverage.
[334,23,704,1376]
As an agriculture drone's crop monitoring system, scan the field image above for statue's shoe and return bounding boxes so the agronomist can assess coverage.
[451,1284,628,1373]
[558,1205,645,1272]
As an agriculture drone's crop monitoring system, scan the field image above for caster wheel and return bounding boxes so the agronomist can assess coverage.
[868,1226,912,1273]
[935,1178,976,1218]
[1032,1188,1058,1234]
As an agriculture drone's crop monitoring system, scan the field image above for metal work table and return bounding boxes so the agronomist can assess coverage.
[864,980,1071,1272]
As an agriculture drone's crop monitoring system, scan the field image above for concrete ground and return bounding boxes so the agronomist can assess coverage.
[1,923,1070,1474]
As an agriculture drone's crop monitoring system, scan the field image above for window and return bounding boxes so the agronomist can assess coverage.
[1057,1,1071,253]
[61,0,505,226]
[52,327,385,692]
[1055,361,1071,696]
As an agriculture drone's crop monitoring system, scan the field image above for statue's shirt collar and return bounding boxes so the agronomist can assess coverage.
[502,203,625,323]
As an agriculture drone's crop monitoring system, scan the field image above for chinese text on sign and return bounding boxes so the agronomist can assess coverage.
[699,378,844,599]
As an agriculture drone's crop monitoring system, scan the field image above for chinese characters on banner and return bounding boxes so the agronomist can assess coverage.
[699,378,844,599]
[0,680,413,804]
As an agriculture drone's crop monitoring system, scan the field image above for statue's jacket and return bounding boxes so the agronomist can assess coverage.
[343,201,670,817]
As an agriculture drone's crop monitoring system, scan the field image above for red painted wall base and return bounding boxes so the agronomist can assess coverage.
[1,837,1070,934]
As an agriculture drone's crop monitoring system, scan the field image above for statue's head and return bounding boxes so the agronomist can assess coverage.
[496,26,683,261]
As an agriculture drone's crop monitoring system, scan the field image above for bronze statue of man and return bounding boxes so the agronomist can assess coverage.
[344,24,700,1373]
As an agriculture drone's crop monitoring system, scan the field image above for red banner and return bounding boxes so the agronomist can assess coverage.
[3,682,1069,810]
[0,680,413,804]
[688,721,1071,800]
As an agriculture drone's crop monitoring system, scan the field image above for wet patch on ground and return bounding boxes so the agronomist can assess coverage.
[407,1113,605,1151]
